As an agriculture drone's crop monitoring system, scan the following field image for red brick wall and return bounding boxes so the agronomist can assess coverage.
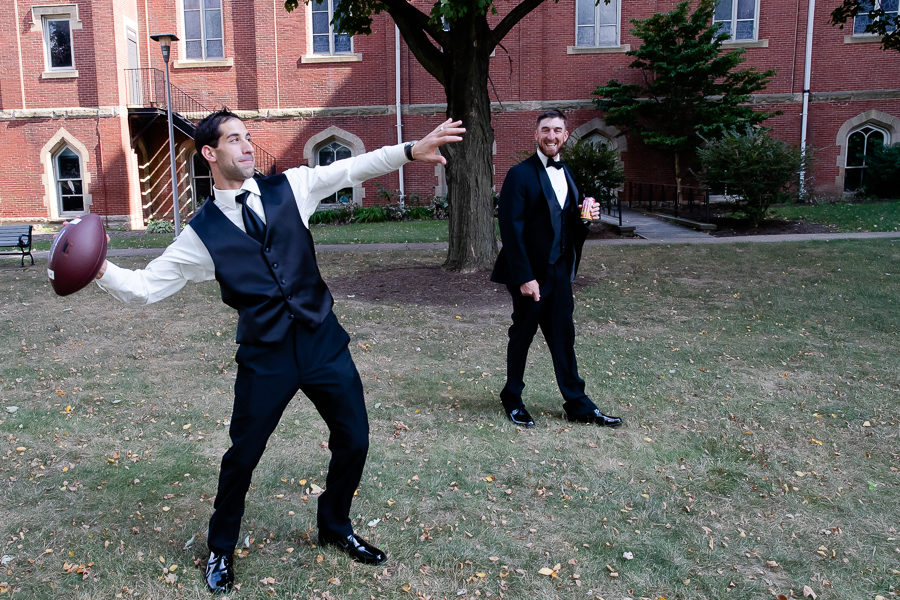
[1,0,899,225]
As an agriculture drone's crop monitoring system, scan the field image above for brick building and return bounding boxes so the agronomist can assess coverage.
[1,0,898,228]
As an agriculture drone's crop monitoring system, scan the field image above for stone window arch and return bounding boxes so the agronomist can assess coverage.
[40,129,92,220]
[835,110,900,191]
[304,126,366,206]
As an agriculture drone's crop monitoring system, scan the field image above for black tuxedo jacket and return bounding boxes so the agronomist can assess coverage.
[491,153,589,286]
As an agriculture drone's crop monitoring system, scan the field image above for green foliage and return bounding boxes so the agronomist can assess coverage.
[350,205,387,223]
[830,0,900,52]
[561,137,625,207]
[697,127,807,227]
[308,207,353,225]
[145,218,174,233]
[861,143,900,199]
[593,0,775,181]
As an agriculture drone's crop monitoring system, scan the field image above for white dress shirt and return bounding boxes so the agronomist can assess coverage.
[97,143,409,305]
[539,151,568,209]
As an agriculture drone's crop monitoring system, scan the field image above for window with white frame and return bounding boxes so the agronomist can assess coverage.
[184,0,224,60]
[714,0,758,41]
[32,5,82,72]
[317,142,353,204]
[844,125,888,191]
[312,0,352,54]
[54,147,85,214]
[576,0,619,47]
[853,0,899,35]
[191,152,214,210]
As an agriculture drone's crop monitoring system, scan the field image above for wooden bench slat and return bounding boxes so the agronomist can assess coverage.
[0,224,34,266]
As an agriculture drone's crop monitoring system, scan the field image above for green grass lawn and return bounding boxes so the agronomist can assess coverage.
[4,238,897,599]
[770,200,899,232]
[28,200,899,252]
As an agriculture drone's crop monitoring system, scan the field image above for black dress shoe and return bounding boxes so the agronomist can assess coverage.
[567,408,623,428]
[204,550,234,594]
[506,407,535,427]
[319,532,387,565]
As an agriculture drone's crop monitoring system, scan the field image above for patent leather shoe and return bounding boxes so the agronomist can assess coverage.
[567,408,623,428]
[204,550,234,594]
[319,532,387,565]
[506,407,535,427]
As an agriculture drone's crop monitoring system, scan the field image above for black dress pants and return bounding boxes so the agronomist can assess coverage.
[499,260,596,417]
[207,311,368,553]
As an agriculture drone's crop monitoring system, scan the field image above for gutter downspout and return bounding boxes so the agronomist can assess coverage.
[799,0,815,198]
[395,25,405,208]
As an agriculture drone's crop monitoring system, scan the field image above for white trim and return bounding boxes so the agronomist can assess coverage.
[573,0,621,49]
[173,58,234,69]
[300,53,362,64]
[567,45,630,54]
[713,0,761,42]
[32,5,82,75]
[307,0,355,57]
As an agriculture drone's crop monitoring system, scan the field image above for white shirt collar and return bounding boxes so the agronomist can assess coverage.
[538,150,559,169]
[213,178,260,207]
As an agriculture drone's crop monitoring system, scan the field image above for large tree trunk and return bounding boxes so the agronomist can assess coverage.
[440,26,498,272]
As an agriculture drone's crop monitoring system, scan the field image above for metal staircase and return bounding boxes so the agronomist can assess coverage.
[125,68,277,176]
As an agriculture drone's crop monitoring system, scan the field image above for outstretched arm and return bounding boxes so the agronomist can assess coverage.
[409,119,465,164]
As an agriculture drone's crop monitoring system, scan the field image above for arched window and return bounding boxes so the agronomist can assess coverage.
[584,132,613,148]
[54,146,85,214]
[317,141,353,204]
[845,125,888,191]
[191,152,213,209]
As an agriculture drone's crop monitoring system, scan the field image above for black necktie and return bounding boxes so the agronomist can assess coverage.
[546,158,563,169]
[236,191,266,243]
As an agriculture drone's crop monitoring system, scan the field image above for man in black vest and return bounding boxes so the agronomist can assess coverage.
[491,109,622,430]
[95,110,464,593]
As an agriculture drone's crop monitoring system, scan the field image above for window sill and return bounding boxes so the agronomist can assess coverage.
[722,38,769,48]
[173,58,234,69]
[843,34,885,45]
[567,44,630,54]
[42,70,79,79]
[301,53,363,64]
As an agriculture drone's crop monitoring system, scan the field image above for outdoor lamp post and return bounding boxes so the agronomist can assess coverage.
[150,33,182,237]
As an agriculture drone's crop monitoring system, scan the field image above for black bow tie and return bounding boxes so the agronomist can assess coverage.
[546,158,563,169]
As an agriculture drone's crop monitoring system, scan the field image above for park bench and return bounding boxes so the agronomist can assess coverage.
[0,224,34,266]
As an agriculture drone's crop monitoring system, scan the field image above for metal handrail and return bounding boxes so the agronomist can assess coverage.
[621,182,710,222]
[125,68,277,175]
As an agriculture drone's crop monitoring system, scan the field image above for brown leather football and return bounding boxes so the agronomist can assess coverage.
[48,214,108,296]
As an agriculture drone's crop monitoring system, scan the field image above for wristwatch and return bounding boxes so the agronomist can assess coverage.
[404,142,416,161]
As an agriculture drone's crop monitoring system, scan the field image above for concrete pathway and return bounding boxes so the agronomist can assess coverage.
[22,225,900,262]
[612,208,713,242]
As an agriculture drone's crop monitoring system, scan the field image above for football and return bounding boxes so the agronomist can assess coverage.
[48,214,108,296]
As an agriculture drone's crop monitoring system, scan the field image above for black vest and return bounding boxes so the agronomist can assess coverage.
[190,174,333,345]
[548,186,574,265]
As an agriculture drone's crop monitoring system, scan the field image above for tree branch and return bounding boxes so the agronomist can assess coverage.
[490,0,550,51]
[379,0,449,84]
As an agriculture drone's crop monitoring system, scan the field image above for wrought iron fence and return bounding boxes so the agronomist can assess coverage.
[621,181,710,222]
[595,192,622,226]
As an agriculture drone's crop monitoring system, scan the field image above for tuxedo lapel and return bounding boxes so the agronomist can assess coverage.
[531,154,562,241]
[562,165,579,210]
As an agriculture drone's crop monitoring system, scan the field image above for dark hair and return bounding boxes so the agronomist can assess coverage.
[536,109,567,128]
[194,108,241,157]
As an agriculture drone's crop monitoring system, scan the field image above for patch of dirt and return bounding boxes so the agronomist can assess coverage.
[328,267,600,309]
[708,217,837,237]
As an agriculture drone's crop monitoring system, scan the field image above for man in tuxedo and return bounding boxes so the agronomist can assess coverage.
[93,109,464,593]
[491,109,622,429]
